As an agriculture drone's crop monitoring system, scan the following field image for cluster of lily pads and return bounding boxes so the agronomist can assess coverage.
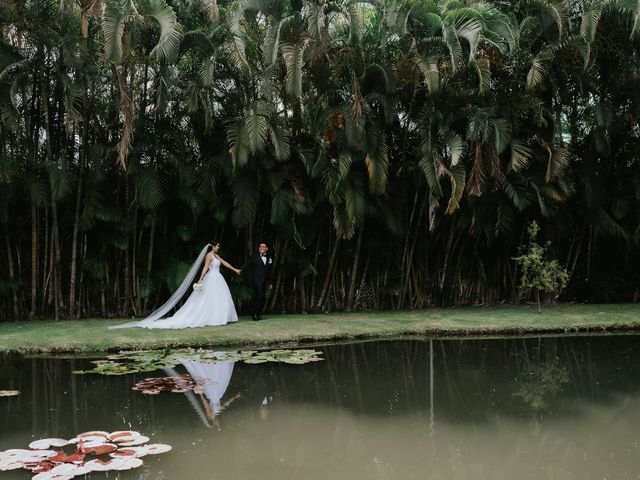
[0,430,171,478]
[74,348,324,375]
[132,374,206,395]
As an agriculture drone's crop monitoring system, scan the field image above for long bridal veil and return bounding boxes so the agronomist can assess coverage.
[109,244,210,329]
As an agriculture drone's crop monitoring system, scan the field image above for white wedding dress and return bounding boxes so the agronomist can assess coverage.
[112,254,238,329]
[181,358,235,416]
[163,356,236,428]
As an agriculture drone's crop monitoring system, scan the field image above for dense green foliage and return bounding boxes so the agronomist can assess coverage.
[1,0,639,319]
[514,221,569,312]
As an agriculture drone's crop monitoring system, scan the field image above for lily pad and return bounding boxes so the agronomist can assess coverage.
[85,457,143,471]
[1,429,170,477]
[74,348,324,375]
[132,375,206,396]
[29,439,70,450]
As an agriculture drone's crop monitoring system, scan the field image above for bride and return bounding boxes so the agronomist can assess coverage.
[111,242,241,329]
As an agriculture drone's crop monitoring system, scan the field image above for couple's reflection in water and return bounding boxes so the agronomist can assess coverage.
[166,354,274,429]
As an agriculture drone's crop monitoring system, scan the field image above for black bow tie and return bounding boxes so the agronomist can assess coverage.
[260,254,266,257]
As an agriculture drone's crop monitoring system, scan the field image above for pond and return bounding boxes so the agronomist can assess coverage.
[1,335,640,479]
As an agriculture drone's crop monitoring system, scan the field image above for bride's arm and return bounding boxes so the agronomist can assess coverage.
[216,255,241,275]
[197,254,213,283]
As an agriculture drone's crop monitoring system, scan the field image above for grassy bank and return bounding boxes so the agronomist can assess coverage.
[0,304,639,353]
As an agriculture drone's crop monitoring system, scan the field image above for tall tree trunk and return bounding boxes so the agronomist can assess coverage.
[5,231,19,318]
[122,178,131,316]
[68,150,83,317]
[268,240,288,311]
[143,218,156,314]
[309,233,321,309]
[316,236,340,311]
[346,225,364,311]
[400,192,428,308]
[30,200,37,319]
[69,102,88,317]
[42,71,61,320]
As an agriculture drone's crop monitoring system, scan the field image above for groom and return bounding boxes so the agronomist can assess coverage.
[244,242,273,321]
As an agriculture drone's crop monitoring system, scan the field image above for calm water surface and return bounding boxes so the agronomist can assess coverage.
[1,335,640,479]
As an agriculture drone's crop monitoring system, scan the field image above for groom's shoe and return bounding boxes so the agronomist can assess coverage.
[252,315,260,321]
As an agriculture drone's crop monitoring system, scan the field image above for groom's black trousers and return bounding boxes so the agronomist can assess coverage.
[253,282,267,317]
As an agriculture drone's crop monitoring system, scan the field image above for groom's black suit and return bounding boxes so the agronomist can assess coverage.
[244,253,272,319]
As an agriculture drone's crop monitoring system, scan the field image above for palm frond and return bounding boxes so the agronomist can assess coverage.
[415,54,440,94]
[444,164,466,214]
[134,167,167,210]
[245,102,270,154]
[545,147,570,182]
[199,0,219,23]
[145,0,183,64]
[580,1,603,41]
[501,176,532,211]
[47,163,73,202]
[526,0,568,35]
[455,17,483,61]
[231,170,259,227]
[364,138,389,195]
[226,118,250,167]
[102,0,131,64]
[510,140,533,172]
[442,129,466,166]
[471,57,490,93]
[280,40,308,100]
[269,118,291,161]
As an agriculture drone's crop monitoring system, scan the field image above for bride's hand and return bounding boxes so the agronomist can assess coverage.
[235,269,241,275]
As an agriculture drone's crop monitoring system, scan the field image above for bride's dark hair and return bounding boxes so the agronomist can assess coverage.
[207,241,220,253]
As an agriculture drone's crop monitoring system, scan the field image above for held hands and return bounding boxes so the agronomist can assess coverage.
[235,269,241,275]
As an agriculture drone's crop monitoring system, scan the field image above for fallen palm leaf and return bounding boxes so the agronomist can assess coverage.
[0,390,20,397]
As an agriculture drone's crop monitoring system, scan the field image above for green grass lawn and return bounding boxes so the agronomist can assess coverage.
[0,304,639,353]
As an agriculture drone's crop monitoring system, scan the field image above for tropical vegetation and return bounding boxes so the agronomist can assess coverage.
[1,0,639,320]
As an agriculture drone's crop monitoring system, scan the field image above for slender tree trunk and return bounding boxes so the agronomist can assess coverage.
[143,219,156,314]
[42,71,61,319]
[5,231,19,318]
[42,205,50,313]
[123,179,131,316]
[298,269,307,314]
[309,233,321,309]
[439,223,454,304]
[346,225,364,311]
[400,192,428,308]
[269,239,288,311]
[131,208,140,315]
[316,236,340,311]
[77,233,88,318]
[30,200,37,319]
[69,121,85,316]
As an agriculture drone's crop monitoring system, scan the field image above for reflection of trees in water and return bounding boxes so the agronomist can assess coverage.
[254,336,640,424]
[513,361,569,412]
[2,336,640,438]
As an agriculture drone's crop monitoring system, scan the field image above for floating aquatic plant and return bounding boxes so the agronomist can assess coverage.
[132,374,206,395]
[0,390,20,397]
[0,430,171,478]
[74,348,324,375]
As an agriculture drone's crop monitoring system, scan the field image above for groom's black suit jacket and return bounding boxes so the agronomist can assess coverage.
[244,253,273,287]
